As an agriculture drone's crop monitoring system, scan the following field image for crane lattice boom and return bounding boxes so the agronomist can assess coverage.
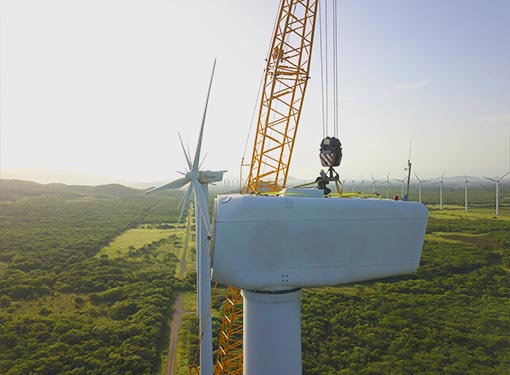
[245,0,318,193]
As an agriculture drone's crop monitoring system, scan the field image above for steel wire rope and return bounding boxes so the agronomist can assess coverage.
[241,73,265,190]
[318,0,327,138]
[323,0,329,137]
[333,0,339,138]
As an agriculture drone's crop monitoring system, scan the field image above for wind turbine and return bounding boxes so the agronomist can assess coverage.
[146,60,224,375]
[384,172,392,199]
[437,171,446,209]
[349,178,356,193]
[212,192,429,374]
[463,172,470,213]
[482,171,510,216]
[403,141,412,201]
[414,173,430,204]
[360,176,366,194]
[393,176,407,200]
[370,174,381,196]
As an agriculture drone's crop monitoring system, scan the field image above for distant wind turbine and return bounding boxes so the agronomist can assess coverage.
[349,179,355,193]
[482,171,510,216]
[370,174,381,196]
[403,140,412,201]
[414,173,430,204]
[438,171,446,209]
[463,172,470,213]
[393,176,407,199]
[384,172,392,199]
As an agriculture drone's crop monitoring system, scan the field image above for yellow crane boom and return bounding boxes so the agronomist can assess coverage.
[244,0,319,193]
[215,1,319,373]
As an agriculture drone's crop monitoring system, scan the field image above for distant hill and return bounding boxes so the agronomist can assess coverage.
[0,179,144,201]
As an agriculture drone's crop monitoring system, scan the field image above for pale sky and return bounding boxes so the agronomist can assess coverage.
[1,0,509,185]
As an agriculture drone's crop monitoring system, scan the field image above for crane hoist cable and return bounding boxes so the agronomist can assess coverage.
[333,0,339,138]
[319,0,340,139]
[317,0,342,189]
[241,74,265,192]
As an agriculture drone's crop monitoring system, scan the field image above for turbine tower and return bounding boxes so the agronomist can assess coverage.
[146,61,224,375]
[482,171,510,216]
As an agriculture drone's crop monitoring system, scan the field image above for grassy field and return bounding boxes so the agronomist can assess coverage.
[94,223,197,278]
[97,227,179,259]
[429,205,510,220]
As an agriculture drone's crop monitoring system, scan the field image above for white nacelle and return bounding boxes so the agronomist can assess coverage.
[211,194,428,291]
[199,170,226,184]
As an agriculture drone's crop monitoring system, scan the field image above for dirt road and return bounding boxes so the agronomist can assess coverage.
[164,294,184,375]
[164,218,192,375]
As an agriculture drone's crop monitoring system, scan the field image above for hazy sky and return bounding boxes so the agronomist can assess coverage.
[1,0,509,185]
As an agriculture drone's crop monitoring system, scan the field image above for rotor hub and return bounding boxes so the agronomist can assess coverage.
[186,170,199,180]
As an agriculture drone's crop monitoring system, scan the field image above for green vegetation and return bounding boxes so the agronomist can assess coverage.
[0,180,189,375]
[1,179,509,374]
[301,208,510,374]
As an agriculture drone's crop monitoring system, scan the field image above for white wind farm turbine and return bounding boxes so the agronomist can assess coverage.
[384,172,392,199]
[359,177,366,194]
[146,61,224,375]
[414,173,430,204]
[370,174,381,196]
[463,173,470,213]
[393,176,407,200]
[437,171,446,209]
[482,171,510,216]
[349,178,355,193]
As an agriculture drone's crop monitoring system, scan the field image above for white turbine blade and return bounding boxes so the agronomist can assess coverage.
[199,153,208,170]
[177,185,193,224]
[178,132,192,170]
[193,59,217,171]
[498,170,510,181]
[145,177,189,194]
[191,179,211,234]
[482,176,497,182]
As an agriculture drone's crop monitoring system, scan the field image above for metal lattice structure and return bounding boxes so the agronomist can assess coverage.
[244,0,319,193]
[214,286,244,374]
[215,1,319,374]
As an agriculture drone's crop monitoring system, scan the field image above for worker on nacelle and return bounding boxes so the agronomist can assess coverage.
[315,169,332,195]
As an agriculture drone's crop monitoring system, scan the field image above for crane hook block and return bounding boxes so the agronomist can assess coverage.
[320,137,342,167]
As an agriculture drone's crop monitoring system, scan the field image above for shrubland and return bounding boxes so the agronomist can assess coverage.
[0,180,509,374]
